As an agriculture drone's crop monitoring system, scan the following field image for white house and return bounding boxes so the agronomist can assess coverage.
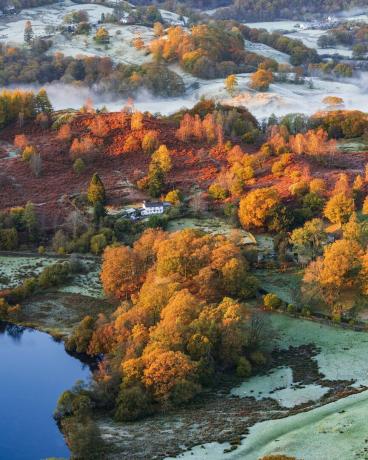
[141,201,165,216]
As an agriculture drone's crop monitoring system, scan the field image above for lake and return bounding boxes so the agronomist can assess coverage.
[0,322,90,460]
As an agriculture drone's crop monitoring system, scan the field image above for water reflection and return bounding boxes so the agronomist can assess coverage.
[0,321,26,341]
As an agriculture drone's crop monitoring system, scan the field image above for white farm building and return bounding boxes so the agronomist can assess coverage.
[141,201,170,216]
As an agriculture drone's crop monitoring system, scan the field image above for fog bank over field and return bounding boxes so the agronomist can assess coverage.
[8,72,368,120]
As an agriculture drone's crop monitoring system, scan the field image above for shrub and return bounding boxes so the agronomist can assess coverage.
[236,357,252,378]
[22,145,36,162]
[263,293,282,310]
[165,189,183,206]
[289,180,309,197]
[142,131,159,154]
[131,112,143,131]
[249,350,267,366]
[208,183,228,200]
[309,178,326,196]
[123,135,141,154]
[38,245,45,254]
[73,158,86,175]
[90,233,107,255]
[0,228,18,250]
[14,134,28,150]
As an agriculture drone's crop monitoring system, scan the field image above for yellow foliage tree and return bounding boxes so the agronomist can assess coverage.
[238,187,280,229]
[324,193,354,226]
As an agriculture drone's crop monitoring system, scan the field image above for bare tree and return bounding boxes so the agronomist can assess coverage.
[64,210,87,239]
[248,311,275,349]
[30,152,42,177]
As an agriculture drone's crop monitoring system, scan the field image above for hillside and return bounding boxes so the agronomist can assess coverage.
[1,108,366,230]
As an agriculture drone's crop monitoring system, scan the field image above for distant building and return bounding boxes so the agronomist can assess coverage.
[141,201,165,216]
[4,5,16,14]
[140,201,172,216]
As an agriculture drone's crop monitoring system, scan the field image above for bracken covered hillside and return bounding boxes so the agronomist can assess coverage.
[0,108,366,231]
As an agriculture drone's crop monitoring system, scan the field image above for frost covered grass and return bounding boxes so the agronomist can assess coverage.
[269,314,368,387]
[0,255,56,289]
[244,20,310,32]
[0,1,154,65]
[231,366,328,408]
[169,391,368,459]
[59,261,103,298]
[0,254,103,298]
[338,138,368,153]
[48,23,154,65]
[167,217,256,244]
[168,315,368,460]
[255,268,303,304]
[244,40,290,64]
[225,390,368,460]
[0,1,113,43]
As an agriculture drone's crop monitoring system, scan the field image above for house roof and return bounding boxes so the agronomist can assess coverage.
[144,201,164,208]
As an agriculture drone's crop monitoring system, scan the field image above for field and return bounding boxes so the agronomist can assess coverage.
[167,313,368,459]
[168,217,256,244]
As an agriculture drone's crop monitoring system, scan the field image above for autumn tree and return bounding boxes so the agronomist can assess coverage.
[239,187,280,229]
[131,112,143,131]
[290,218,327,262]
[87,173,106,205]
[322,96,344,108]
[101,245,141,299]
[89,116,109,137]
[132,35,145,50]
[22,145,36,162]
[123,135,141,154]
[143,350,198,405]
[309,178,326,196]
[58,124,72,142]
[225,74,238,96]
[249,69,273,91]
[153,22,164,37]
[70,136,97,160]
[151,145,172,173]
[165,189,182,206]
[303,238,364,315]
[142,131,159,154]
[324,193,354,226]
[24,20,34,45]
[94,27,109,44]
[14,134,29,150]
[78,229,263,423]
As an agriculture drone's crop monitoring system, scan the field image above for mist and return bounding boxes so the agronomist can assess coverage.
[5,71,368,121]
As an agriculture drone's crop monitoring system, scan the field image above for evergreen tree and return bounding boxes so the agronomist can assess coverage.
[24,21,34,45]
[23,201,39,243]
[73,158,86,175]
[93,201,107,225]
[35,89,53,114]
[87,173,106,205]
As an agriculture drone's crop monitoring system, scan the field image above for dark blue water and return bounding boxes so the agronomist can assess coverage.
[0,322,90,460]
